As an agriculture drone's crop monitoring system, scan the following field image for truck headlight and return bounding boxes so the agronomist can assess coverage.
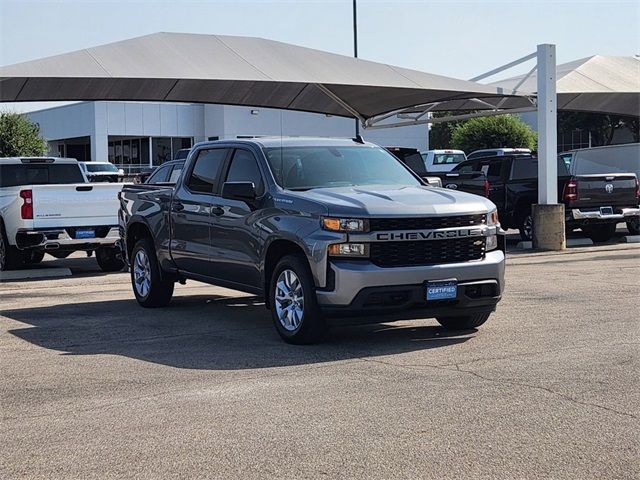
[322,217,367,232]
[328,243,369,257]
[486,235,498,251]
[486,209,499,226]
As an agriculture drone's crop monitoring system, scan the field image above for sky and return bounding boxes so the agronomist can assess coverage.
[1,0,638,113]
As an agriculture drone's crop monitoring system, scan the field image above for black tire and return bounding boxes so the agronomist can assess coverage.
[269,254,327,344]
[23,250,45,264]
[583,223,616,243]
[436,313,491,331]
[0,220,23,271]
[130,238,174,307]
[518,210,533,242]
[96,247,125,272]
[627,217,640,235]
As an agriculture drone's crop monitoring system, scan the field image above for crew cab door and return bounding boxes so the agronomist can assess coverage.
[208,148,266,290]
[170,147,230,275]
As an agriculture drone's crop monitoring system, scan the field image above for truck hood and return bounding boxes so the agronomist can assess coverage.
[288,185,495,216]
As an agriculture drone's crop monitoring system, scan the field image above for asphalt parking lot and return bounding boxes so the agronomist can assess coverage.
[1,241,638,479]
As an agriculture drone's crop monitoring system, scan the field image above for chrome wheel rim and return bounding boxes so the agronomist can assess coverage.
[274,269,304,331]
[133,249,151,298]
[523,215,533,240]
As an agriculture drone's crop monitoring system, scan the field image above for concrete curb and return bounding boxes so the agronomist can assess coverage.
[0,268,73,281]
[622,235,640,243]
[567,238,594,247]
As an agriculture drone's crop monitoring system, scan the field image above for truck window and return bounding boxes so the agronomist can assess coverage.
[146,165,170,184]
[187,149,227,193]
[510,157,570,180]
[168,165,183,183]
[403,154,428,175]
[433,153,466,165]
[0,163,85,187]
[455,161,478,173]
[225,149,265,195]
[486,161,504,181]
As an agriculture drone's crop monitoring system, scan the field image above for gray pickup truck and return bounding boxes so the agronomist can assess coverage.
[119,137,506,344]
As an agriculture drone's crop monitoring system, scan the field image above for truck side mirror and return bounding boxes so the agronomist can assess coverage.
[222,181,257,202]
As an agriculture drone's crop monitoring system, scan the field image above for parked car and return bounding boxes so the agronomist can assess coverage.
[144,159,185,184]
[467,148,531,160]
[120,137,506,344]
[79,161,125,182]
[0,157,125,271]
[420,150,467,172]
[560,143,640,234]
[446,154,639,242]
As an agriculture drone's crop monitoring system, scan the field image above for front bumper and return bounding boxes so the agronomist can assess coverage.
[569,207,640,222]
[316,249,505,313]
[15,227,120,251]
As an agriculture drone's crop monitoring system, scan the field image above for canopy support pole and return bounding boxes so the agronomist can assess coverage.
[533,43,565,250]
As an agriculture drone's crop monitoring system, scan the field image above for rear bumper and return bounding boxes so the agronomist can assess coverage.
[15,227,120,251]
[569,207,640,222]
[316,249,505,311]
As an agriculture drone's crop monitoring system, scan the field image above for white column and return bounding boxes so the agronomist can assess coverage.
[536,44,557,204]
[91,133,109,162]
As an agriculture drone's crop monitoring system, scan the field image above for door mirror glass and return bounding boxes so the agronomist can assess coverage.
[222,181,257,202]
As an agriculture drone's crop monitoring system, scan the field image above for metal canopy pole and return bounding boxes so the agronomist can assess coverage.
[533,43,565,250]
[537,44,558,204]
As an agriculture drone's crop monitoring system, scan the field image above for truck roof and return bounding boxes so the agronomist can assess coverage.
[197,136,379,149]
[0,157,79,164]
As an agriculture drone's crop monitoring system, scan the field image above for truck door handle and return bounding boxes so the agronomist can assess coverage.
[172,202,184,212]
[211,206,224,216]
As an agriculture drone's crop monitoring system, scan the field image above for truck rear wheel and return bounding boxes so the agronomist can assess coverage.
[96,247,125,272]
[518,211,533,242]
[583,223,616,243]
[23,250,45,264]
[0,221,23,271]
[436,313,491,330]
[627,217,640,235]
[269,254,327,344]
[130,238,174,307]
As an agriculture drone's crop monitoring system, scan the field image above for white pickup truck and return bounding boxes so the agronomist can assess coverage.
[0,157,125,271]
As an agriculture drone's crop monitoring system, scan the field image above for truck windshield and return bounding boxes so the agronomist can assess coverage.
[264,146,420,190]
[433,153,466,165]
[0,163,85,187]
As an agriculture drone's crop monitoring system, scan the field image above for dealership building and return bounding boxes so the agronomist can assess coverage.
[26,101,428,172]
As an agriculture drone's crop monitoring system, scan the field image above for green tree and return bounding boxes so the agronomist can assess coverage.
[0,112,48,157]
[450,114,537,153]
[428,111,467,149]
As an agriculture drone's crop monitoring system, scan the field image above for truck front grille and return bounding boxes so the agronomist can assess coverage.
[369,214,485,232]
[370,238,485,267]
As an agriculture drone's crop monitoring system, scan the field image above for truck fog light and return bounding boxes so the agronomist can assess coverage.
[485,235,498,251]
[328,243,369,257]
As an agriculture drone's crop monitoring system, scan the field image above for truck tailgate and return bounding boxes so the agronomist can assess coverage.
[31,183,124,229]
[573,174,637,208]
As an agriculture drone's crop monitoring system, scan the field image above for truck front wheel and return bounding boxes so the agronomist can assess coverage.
[436,313,491,331]
[269,254,327,344]
[130,238,174,307]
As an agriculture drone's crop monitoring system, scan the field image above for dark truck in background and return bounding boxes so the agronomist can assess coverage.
[119,137,506,344]
[438,154,640,242]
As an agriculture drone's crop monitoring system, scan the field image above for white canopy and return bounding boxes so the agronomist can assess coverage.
[0,32,532,124]
[492,55,640,117]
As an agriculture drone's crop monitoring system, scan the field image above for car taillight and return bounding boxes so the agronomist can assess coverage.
[563,178,578,202]
[484,178,490,198]
[20,189,33,219]
[635,177,640,199]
